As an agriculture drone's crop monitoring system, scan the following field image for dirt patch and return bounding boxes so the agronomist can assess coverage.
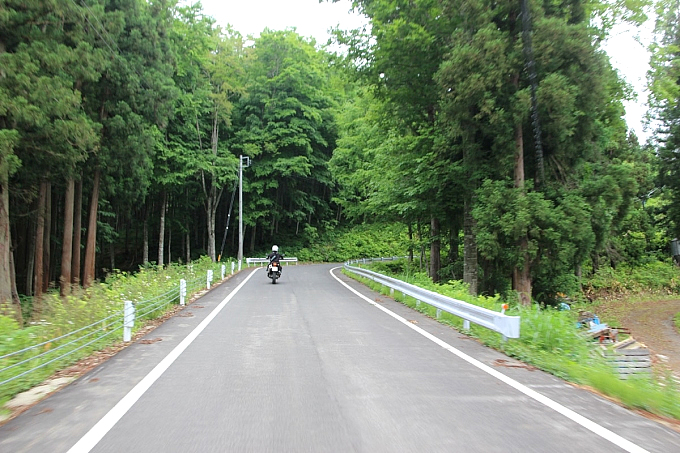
[493,358,538,371]
[595,298,680,377]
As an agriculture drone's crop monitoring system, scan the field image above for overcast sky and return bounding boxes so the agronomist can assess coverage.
[197,0,653,141]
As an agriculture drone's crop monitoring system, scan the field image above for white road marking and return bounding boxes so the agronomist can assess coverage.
[330,267,649,453]
[67,268,260,453]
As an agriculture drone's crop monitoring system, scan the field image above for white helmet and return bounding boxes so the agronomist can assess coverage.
[272,245,279,252]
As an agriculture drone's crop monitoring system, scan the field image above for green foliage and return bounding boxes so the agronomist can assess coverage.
[230,29,338,242]
[289,223,410,262]
[585,260,680,296]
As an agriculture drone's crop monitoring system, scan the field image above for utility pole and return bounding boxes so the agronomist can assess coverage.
[238,155,250,267]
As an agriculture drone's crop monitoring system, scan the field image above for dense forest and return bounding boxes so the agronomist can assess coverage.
[0,0,679,323]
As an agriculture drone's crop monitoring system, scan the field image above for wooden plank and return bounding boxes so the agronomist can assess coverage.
[608,360,652,366]
[610,362,652,369]
[613,338,636,349]
[616,368,651,375]
[611,349,650,357]
[609,358,651,364]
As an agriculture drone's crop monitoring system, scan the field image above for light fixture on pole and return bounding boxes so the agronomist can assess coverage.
[238,155,250,267]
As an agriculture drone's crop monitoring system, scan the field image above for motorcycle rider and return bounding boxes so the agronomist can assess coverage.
[267,245,284,274]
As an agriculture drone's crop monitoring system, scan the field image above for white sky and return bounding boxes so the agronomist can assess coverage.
[198,0,653,142]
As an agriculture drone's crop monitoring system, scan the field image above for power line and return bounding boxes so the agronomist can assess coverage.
[66,0,120,58]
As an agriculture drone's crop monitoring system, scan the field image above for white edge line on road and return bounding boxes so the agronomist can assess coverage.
[330,267,649,453]
[67,268,261,453]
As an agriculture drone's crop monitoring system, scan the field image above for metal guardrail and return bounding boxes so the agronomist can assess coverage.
[344,261,520,340]
[246,257,298,266]
[0,261,238,395]
[347,256,409,265]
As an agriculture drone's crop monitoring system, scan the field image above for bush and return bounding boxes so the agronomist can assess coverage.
[585,260,680,297]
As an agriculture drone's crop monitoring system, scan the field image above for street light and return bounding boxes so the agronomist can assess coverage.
[238,155,250,267]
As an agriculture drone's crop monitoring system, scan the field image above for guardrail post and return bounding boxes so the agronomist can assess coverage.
[416,300,421,308]
[463,320,470,330]
[390,288,394,297]
[207,269,213,289]
[221,265,226,280]
[231,261,235,274]
[436,308,441,319]
[124,300,135,342]
[180,279,186,306]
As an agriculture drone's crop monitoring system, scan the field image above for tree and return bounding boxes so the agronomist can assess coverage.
[168,6,243,262]
[436,0,639,303]
[651,0,680,236]
[1,0,101,303]
[334,0,460,283]
[231,30,338,246]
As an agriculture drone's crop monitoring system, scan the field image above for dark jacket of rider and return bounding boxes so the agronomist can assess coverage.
[267,245,283,263]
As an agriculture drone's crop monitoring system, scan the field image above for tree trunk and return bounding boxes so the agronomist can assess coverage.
[109,240,115,272]
[167,222,172,265]
[25,220,35,295]
[417,220,424,271]
[0,164,22,324]
[158,190,167,267]
[463,200,478,296]
[143,201,149,265]
[512,112,532,306]
[83,169,100,288]
[60,177,74,297]
[206,192,216,262]
[408,223,414,262]
[72,178,82,285]
[33,181,48,306]
[430,216,441,283]
[9,248,22,325]
[448,226,459,278]
[186,230,191,264]
[250,222,256,253]
[42,183,52,293]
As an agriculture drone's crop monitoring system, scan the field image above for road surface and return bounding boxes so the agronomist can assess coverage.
[1,264,679,452]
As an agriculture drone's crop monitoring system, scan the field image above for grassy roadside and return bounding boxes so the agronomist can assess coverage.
[0,256,236,410]
[346,260,680,422]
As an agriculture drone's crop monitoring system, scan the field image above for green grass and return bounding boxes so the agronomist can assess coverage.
[585,260,680,298]
[346,261,680,421]
[0,256,235,403]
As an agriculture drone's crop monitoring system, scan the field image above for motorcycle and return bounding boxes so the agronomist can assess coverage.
[267,257,282,284]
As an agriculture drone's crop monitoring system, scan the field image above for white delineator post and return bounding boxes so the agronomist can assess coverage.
[231,261,235,275]
[207,270,213,289]
[123,301,135,342]
[180,279,186,306]
[221,264,226,280]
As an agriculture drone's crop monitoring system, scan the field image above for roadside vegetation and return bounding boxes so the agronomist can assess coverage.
[0,257,231,409]
[352,258,680,422]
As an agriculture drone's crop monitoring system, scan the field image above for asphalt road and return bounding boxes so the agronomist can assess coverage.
[1,263,680,453]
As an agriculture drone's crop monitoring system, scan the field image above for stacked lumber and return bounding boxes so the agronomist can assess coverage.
[603,338,651,379]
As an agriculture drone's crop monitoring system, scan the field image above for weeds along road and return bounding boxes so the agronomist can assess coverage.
[1,264,679,453]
